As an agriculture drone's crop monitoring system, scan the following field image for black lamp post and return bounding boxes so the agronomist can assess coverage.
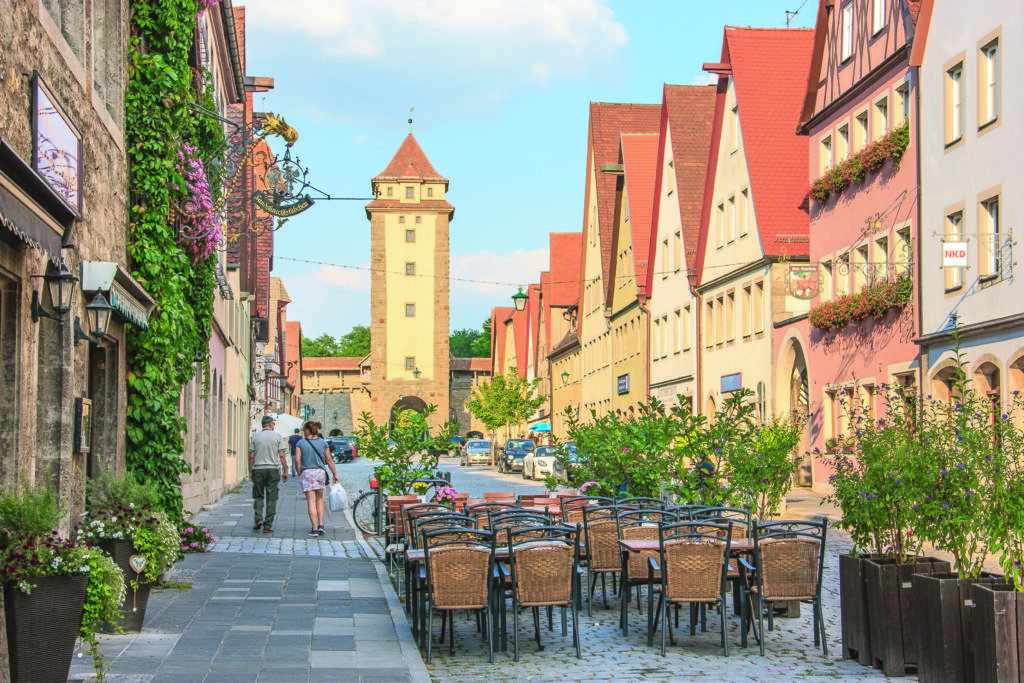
[75,290,113,346]
[512,286,528,312]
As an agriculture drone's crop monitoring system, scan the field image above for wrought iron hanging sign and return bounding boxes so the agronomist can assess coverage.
[251,147,315,217]
[788,264,819,300]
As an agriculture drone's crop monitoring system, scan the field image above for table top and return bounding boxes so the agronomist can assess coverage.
[619,538,754,553]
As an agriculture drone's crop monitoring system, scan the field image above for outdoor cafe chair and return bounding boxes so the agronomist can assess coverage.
[489,510,551,535]
[421,528,496,663]
[646,521,733,657]
[466,502,518,529]
[484,492,516,501]
[386,495,421,546]
[505,525,582,661]
[739,519,829,657]
[617,508,679,634]
[618,497,666,510]
[581,505,622,615]
[559,496,613,527]
[693,506,753,537]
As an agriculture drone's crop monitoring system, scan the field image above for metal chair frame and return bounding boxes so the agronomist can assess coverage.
[616,508,680,634]
[581,505,623,616]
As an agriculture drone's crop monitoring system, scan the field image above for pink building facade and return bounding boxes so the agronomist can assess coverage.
[799,0,923,487]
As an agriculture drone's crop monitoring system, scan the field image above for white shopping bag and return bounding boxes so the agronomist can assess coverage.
[328,482,348,512]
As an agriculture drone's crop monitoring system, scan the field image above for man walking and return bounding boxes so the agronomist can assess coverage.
[249,415,289,533]
[287,428,302,477]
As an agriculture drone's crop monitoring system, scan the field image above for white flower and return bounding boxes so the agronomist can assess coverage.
[129,503,135,509]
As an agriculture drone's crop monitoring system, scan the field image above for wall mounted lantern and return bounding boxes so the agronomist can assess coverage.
[75,290,112,346]
[511,286,528,312]
[412,367,422,379]
[561,370,570,385]
[31,264,76,322]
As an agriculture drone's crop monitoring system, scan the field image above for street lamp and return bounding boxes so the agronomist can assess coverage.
[561,370,570,385]
[31,264,76,322]
[511,286,528,312]
[74,290,113,346]
[412,367,421,379]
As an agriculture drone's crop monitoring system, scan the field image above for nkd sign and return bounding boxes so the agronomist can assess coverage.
[943,241,968,268]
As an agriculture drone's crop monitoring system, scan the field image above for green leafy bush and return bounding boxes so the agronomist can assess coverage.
[354,405,457,495]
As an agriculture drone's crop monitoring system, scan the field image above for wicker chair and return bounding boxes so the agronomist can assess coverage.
[489,510,551,535]
[421,528,496,663]
[693,506,752,536]
[484,492,515,501]
[617,509,679,635]
[740,519,829,656]
[505,525,582,661]
[647,521,733,656]
[582,505,622,616]
[466,502,518,530]
[559,497,613,527]
[618,497,666,510]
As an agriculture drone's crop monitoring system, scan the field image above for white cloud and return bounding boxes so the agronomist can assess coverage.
[451,248,549,296]
[689,73,718,86]
[353,134,370,145]
[287,263,371,293]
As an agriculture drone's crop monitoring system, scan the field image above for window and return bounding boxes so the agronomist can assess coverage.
[980,196,1000,279]
[836,253,850,296]
[841,3,853,61]
[854,111,869,151]
[946,62,964,144]
[895,82,910,126]
[405,357,416,370]
[837,124,849,161]
[725,292,735,341]
[727,196,736,242]
[652,319,660,359]
[819,135,833,172]
[874,96,888,138]
[405,303,416,317]
[945,211,964,290]
[660,316,668,358]
[980,39,999,126]
[752,282,764,333]
[715,297,724,345]
[872,0,886,34]
[861,383,876,423]
[398,215,405,224]
[821,260,833,302]
[874,235,890,279]
[673,309,681,353]
[405,262,416,276]
[415,216,422,224]
[730,105,739,151]
[661,238,669,276]
[387,186,393,197]
[405,186,415,199]
[895,227,912,274]
[427,187,433,197]
[705,303,714,348]
[673,232,682,271]
[93,0,123,125]
[716,203,725,247]
[405,229,415,243]
[682,305,692,350]
[854,244,870,290]
[742,286,752,337]
[41,0,85,63]
[739,190,749,236]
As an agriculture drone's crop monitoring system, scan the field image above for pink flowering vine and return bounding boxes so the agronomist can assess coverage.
[175,142,222,263]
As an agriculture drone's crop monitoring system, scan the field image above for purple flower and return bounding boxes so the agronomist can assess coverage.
[942,503,950,508]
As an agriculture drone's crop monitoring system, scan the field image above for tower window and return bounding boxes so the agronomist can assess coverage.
[415,216,421,224]
[405,356,416,370]
[427,187,433,197]
[406,187,415,199]
[387,186,393,197]
[405,229,415,242]
[405,303,416,317]
[405,262,415,276]
[398,216,405,224]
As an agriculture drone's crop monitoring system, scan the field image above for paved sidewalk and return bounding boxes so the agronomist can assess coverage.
[69,479,428,683]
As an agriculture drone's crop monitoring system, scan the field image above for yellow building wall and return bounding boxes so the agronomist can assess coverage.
[608,181,646,414]
[384,210,436,381]
[580,152,612,419]
[551,346,581,439]
[376,180,446,203]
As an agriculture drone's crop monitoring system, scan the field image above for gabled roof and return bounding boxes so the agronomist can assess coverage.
[303,357,362,371]
[285,321,301,385]
[527,283,541,375]
[696,27,813,283]
[645,84,717,297]
[584,103,661,293]
[512,305,529,379]
[539,271,551,366]
[490,306,513,375]
[548,328,580,358]
[616,133,659,300]
[372,134,448,183]
[548,233,581,306]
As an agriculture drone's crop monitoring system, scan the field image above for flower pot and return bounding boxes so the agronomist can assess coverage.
[4,575,88,683]
[972,583,1023,682]
[98,538,153,633]
[840,553,886,666]
[912,572,1004,682]
[864,556,950,676]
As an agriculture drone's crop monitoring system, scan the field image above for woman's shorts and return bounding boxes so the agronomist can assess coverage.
[299,468,326,492]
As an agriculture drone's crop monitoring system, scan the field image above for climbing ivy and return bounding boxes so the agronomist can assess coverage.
[124,0,223,520]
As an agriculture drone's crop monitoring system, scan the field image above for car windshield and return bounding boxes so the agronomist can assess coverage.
[507,440,535,451]
[535,446,556,456]
[467,440,489,449]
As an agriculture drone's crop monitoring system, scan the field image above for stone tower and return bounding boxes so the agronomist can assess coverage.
[365,135,453,429]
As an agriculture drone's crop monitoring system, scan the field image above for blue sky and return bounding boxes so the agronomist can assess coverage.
[241,0,815,339]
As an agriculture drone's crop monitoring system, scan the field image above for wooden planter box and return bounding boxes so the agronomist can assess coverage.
[912,572,1003,682]
[972,583,1023,682]
[4,575,88,683]
[865,556,950,676]
[99,538,153,633]
[840,553,886,666]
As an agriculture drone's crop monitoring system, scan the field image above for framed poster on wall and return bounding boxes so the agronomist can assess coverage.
[32,72,82,214]
[74,397,92,454]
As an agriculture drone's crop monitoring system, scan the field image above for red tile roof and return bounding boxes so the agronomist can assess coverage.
[372,134,448,183]
[527,283,541,374]
[618,133,659,298]
[585,103,661,295]
[548,233,581,306]
[363,199,455,218]
[303,357,362,371]
[539,272,551,363]
[490,306,513,375]
[696,27,813,284]
[285,321,301,385]
[645,84,717,297]
[450,357,492,372]
[512,306,529,378]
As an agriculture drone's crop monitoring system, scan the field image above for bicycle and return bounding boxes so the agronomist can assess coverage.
[350,471,452,536]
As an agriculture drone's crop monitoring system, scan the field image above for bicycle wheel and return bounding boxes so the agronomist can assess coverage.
[352,491,381,535]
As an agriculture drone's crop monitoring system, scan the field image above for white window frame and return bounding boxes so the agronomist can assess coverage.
[979,196,1000,279]
[872,0,885,35]
[980,39,999,126]
[841,3,853,61]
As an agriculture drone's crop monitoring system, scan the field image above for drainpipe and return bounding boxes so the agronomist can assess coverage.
[638,295,651,399]
[912,55,925,392]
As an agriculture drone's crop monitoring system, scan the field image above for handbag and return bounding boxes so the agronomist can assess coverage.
[303,438,332,484]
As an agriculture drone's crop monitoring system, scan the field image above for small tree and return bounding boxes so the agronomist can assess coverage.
[354,404,456,496]
[465,367,545,464]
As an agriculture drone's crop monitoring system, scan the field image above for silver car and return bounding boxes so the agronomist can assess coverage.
[523,446,558,480]
[460,440,491,466]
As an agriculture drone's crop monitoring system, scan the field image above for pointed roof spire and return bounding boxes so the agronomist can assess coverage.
[372,134,448,185]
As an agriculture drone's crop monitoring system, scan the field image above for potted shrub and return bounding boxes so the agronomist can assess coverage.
[76,469,181,632]
[0,485,124,682]
[721,416,803,520]
[825,389,949,676]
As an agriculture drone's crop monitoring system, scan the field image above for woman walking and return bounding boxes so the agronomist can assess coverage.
[294,421,339,537]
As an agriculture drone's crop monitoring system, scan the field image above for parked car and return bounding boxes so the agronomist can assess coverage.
[431,435,465,457]
[497,439,535,474]
[328,437,357,463]
[466,430,484,439]
[553,443,579,482]
[523,445,558,480]
[460,439,492,466]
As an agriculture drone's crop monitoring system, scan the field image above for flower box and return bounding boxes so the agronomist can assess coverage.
[972,583,1024,682]
[913,572,1004,682]
[4,575,88,683]
[98,538,153,633]
[840,553,886,666]
[809,121,910,203]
